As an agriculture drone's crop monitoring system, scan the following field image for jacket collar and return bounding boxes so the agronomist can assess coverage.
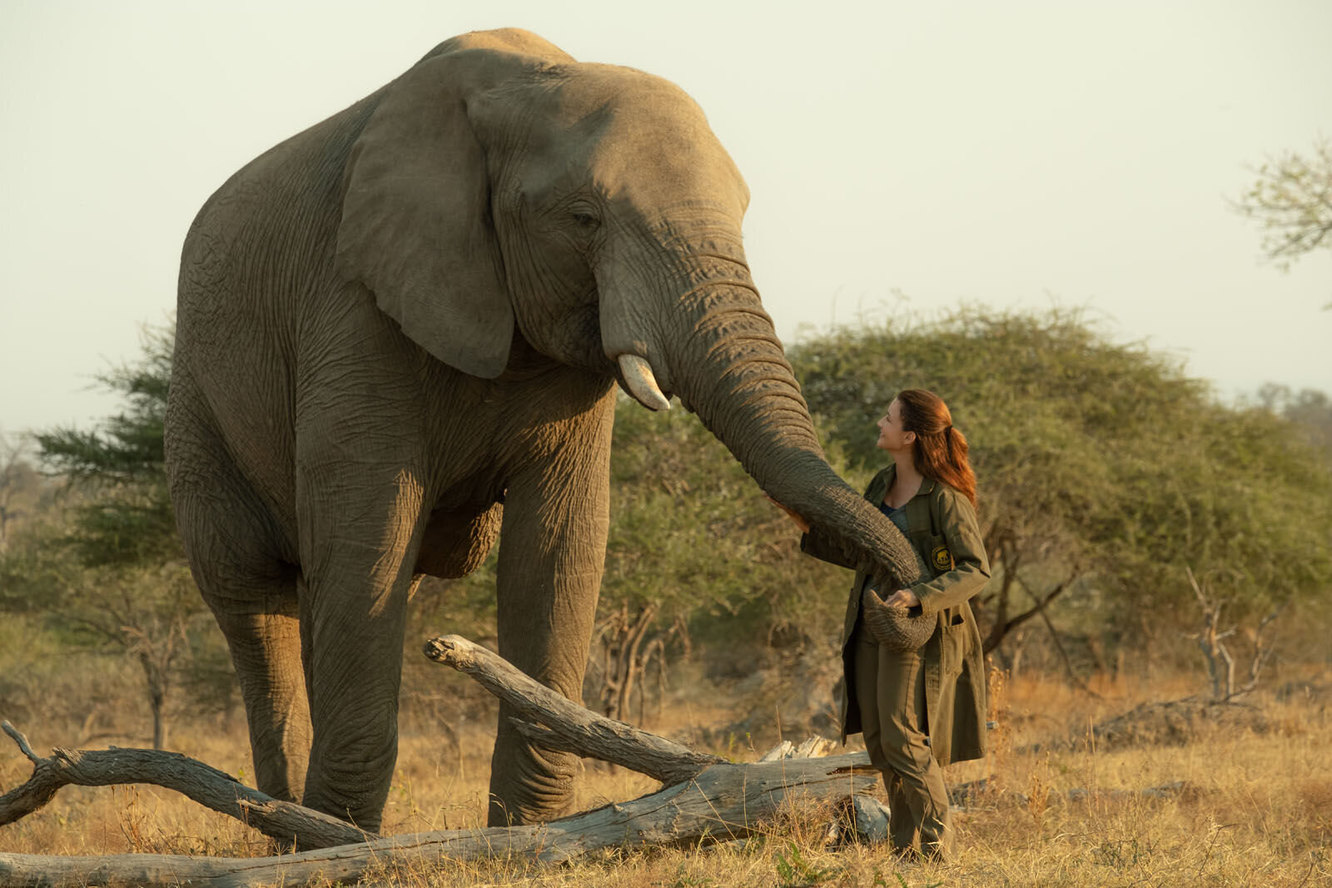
[876,462,937,501]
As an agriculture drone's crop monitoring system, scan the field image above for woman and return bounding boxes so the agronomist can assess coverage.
[776,389,989,860]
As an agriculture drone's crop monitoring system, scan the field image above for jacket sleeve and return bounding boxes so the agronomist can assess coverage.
[911,487,990,616]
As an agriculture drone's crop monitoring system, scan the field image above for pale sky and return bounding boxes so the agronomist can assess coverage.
[2,0,1330,436]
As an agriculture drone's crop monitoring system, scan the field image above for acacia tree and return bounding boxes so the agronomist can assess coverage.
[793,309,1135,659]
[790,308,1332,681]
[570,308,1332,702]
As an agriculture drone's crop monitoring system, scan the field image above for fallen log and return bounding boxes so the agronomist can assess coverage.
[1,752,875,887]
[0,635,877,887]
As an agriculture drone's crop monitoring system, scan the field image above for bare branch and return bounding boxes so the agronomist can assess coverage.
[985,568,1073,655]
[1227,599,1290,701]
[423,634,723,785]
[0,722,372,849]
[1,723,39,764]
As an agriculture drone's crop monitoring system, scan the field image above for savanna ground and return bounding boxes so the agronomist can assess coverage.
[3,646,1329,888]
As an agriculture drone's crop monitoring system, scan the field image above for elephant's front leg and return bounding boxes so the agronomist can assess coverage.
[488,405,614,826]
[296,466,427,832]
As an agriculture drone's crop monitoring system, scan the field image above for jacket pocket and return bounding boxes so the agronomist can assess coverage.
[941,610,968,678]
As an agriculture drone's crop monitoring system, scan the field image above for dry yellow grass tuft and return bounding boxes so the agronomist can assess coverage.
[3,668,1330,887]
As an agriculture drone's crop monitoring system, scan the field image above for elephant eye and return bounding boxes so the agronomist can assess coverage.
[569,208,600,230]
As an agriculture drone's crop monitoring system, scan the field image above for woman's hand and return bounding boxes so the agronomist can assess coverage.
[881,587,920,608]
[765,495,810,533]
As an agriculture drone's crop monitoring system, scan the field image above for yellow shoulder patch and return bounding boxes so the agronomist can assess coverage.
[931,545,953,572]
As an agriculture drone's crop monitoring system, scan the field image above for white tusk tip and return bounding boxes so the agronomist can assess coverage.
[617,354,671,412]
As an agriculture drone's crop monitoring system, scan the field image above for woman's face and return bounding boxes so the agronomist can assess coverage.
[876,398,914,453]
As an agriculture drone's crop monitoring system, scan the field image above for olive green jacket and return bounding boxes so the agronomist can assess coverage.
[802,465,990,765]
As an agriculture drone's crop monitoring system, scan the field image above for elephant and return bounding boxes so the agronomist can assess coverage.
[164,27,921,833]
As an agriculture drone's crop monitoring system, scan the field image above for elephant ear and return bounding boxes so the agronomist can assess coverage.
[337,42,539,379]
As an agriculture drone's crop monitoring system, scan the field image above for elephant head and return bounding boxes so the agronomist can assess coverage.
[336,28,921,592]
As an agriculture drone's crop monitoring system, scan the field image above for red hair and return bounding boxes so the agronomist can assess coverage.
[895,389,977,508]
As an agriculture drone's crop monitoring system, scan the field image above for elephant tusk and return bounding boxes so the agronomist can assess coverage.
[617,354,671,412]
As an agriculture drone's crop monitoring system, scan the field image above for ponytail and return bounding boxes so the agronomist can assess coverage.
[896,390,977,509]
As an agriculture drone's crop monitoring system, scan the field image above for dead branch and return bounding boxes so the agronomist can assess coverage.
[1186,567,1287,702]
[422,634,724,785]
[0,721,372,849]
[1229,599,1289,700]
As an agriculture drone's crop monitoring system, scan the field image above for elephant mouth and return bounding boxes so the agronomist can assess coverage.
[616,353,672,412]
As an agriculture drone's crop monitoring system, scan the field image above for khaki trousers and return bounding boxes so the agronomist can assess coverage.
[852,625,952,859]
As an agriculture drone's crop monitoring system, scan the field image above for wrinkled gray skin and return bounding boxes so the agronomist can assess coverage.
[165,28,920,832]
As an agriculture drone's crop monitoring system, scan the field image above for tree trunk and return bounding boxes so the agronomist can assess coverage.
[150,684,167,752]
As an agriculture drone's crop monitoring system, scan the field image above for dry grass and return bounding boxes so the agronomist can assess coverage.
[3,665,1330,887]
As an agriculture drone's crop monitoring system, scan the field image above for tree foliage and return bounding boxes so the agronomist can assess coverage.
[36,325,178,569]
[606,398,840,632]
[1233,138,1332,285]
[790,309,1332,659]
[580,397,847,719]
[38,326,171,484]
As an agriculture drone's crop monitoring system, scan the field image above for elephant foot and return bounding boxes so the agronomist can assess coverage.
[301,768,391,835]
[300,790,383,835]
[486,745,579,826]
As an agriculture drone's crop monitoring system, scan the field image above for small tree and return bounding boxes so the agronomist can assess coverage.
[48,562,198,748]
[24,324,210,749]
[1186,567,1285,703]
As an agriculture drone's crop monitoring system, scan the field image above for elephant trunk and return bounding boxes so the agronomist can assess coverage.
[659,267,922,590]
